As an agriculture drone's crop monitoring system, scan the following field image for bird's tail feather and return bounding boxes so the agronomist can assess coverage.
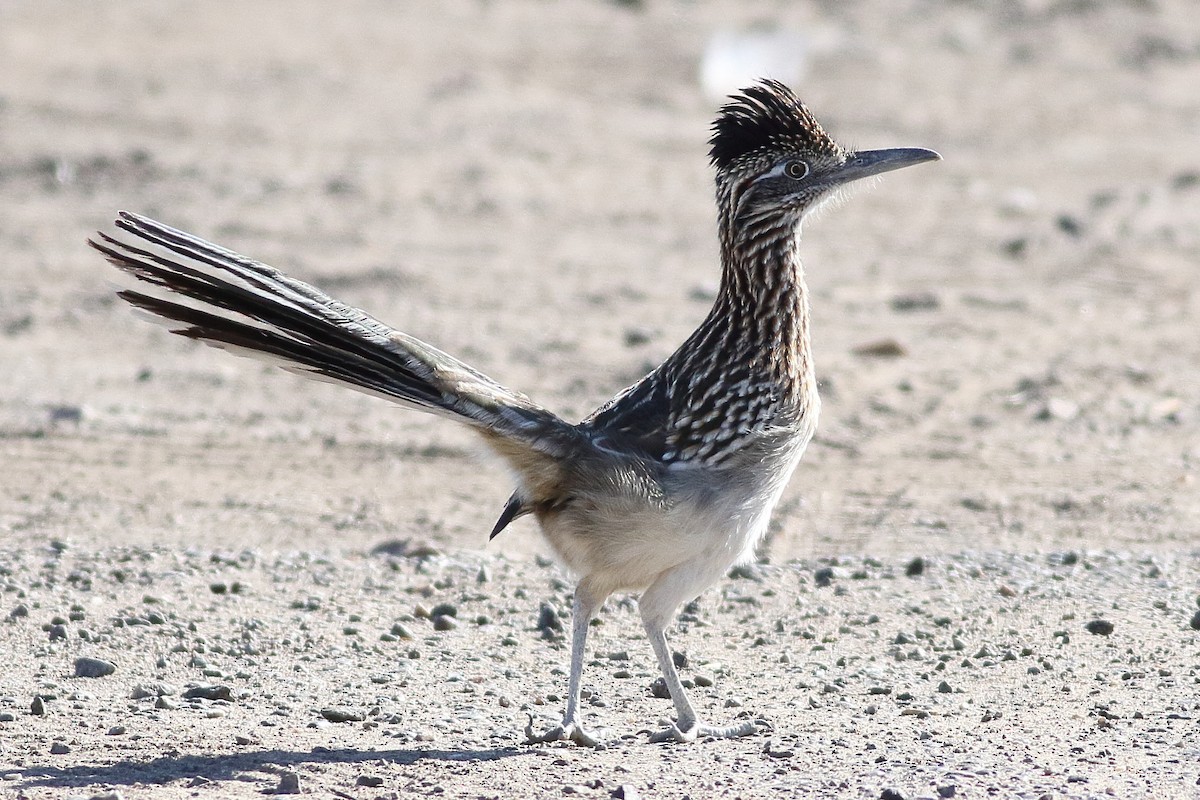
[89,212,571,453]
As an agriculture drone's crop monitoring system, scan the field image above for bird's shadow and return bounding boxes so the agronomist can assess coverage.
[18,745,530,791]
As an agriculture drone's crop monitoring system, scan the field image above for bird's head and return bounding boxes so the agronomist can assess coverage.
[710,80,940,237]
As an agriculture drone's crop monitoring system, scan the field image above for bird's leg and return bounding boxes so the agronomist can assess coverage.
[525,583,604,747]
[639,571,759,744]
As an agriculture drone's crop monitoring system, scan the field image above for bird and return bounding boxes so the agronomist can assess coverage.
[89,80,939,746]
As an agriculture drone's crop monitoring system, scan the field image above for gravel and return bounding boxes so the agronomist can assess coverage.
[3,543,1197,797]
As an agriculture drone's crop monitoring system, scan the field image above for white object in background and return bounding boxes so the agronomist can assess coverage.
[701,27,809,102]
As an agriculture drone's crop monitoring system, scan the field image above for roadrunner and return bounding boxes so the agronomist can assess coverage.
[90,80,939,745]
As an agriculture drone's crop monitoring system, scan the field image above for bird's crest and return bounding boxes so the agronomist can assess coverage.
[709,80,842,170]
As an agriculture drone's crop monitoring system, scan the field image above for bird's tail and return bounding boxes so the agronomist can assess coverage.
[89,212,572,455]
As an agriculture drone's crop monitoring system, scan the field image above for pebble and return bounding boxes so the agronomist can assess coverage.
[320,707,365,723]
[9,604,29,619]
[611,786,640,800]
[937,785,957,798]
[74,657,117,678]
[390,622,413,639]
[904,557,925,577]
[852,338,907,358]
[890,292,940,312]
[275,771,301,794]
[537,602,563,637]
[48,624,67,640]
[107,725,126,735]
[183,685,233,702]
[357,775,384,787]
[50,741,70,754]
[1085,619,1114,636]
[432,615,458,631]
[0,712,15,722]
[1037,397,1079,421]
[1190,611,1200,631]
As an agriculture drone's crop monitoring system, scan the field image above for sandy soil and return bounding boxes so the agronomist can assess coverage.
[1,1,1199,797]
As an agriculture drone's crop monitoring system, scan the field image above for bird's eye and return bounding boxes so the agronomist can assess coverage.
[784,159,810,180]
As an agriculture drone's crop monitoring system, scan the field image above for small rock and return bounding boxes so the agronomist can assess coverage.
[48,405,83,424]
[48,624,68,640]
[275,771,301,794]
[390,622,413,639]
[320,707,365,723]
[476,564,491,583]
[1056,213,1083,237]
[904,557,925,577]
[936,681,953,694]
[370,538,440,558]
[183,685,233,702]
[1085,619,1114,636]
[649,678,671,699]
[50,741,71,755]
[74,657,116,678]
[87,791,123,800]
[537,602,564,637]
[763,740,794,758]
[0,712,16,722]
[31,696,46,715]
[814,567,834,587]
[1189,610,1200,631]
[107,725,126,735]
[623,327,653,347]
[881,789,906,800]
[430,603,458,618]
[890,292,940,312]
[357,775,384,787]
[937,784,957,798]
[852,338,907,358]
[432,615,458,632]
[9,604,29,619]
[1037,397,1079,421]
[611,786,640,800]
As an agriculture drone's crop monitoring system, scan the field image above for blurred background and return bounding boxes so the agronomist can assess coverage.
[0,0,1196,560]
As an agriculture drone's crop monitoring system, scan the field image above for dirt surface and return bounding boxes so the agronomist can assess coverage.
[2,1,1199,798]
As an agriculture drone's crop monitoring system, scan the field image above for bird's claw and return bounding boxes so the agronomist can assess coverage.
[524,714,601,748]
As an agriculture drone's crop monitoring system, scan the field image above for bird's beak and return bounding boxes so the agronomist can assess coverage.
[829,147,941,185]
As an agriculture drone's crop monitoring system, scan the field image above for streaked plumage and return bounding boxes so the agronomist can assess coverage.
[90,80,939,745]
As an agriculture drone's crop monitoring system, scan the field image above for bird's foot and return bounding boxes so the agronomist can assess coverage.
[524,714,602,748]
[648,717,760,744]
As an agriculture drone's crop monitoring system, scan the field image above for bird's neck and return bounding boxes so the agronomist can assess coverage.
[708,222,815,399]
